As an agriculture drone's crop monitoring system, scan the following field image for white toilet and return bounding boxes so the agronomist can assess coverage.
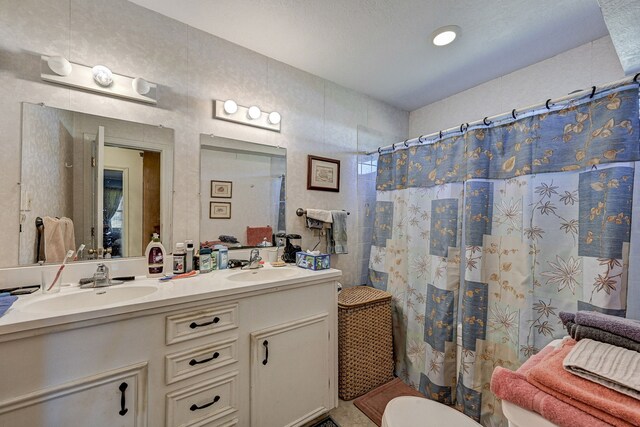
[382,396,482,427]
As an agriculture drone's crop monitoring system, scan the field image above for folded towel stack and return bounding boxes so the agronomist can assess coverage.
[0,293,18,318]
[491,310,640,427]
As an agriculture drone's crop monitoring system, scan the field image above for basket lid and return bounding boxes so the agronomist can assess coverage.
[338,286,392,308]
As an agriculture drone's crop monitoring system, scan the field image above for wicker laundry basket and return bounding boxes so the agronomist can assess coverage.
[338,286,394,400]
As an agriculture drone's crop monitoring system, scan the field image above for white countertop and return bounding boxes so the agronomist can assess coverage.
[0,265,341,338]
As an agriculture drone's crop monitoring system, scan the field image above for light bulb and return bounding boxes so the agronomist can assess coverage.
[431,25,460,47]
[268,111,281,125]
[92,65,113,87]
[223,99,238,114]
[47,56,72,76]
[248,106,261,120]
[132,77,151,95]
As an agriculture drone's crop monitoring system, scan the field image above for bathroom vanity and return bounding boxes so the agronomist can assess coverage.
[0,266,340,427]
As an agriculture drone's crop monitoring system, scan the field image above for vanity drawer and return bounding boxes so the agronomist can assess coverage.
[166,371,238,427]
[165,337,238,385]
[166,303,238,345]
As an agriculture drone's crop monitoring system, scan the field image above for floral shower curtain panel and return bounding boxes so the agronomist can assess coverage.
[369,87,639,426]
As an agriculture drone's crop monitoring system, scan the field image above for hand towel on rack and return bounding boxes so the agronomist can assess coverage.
[60,217,76,255]
[328,210,348,254]
[43,216,66,263]
[563,338,640,399]
[306,209,333,223]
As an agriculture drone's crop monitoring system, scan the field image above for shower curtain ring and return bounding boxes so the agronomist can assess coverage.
[460,123,468,133]
[377,147,382,155]
[634,73,639,83]
[545,99,552,110]
[512,109,517,119]
[439,130,443,139]
[589,86,596,99]
[417,135,423,143]
[404,139,409,147]
[483,117,491,126]
[392,143,397,150]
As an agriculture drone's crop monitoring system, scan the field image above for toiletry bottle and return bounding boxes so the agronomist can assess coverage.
[214,245,229,269]
[145,233,166,278]
[199,248,212,273]
[185,240,194,272]
[173,242,186,274]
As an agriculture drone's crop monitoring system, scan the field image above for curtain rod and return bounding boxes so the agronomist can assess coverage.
[366,73,640,156]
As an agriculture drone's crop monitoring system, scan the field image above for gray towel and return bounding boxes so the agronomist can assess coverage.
[565,321,640,352]
[563,338,640,399]
[575,311,640,343]
[328,210,348,254]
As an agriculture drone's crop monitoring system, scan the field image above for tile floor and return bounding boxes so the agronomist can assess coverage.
[328,399,377,427]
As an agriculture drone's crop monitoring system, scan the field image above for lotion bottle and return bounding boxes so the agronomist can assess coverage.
[145,233,166,278]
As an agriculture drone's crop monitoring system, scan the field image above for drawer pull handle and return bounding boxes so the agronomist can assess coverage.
[262,340,269,365]
[190,395,220,411]
[189,352,220,366]
[189,316,220,329]
[118,382,128,416]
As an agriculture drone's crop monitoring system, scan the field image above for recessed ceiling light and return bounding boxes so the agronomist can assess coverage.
[431,25,460,47]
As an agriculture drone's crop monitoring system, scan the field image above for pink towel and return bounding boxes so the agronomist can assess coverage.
[527,339,640,427]
[491,346,610,427]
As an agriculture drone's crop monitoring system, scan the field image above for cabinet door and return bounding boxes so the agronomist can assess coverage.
[0,362,147,427]
[250,313,330,427]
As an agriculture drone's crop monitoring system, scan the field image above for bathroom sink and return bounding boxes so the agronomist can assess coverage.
[22,285,158,313]
[227,268,298,282]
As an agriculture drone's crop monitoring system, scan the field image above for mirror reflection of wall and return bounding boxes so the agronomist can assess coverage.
[199,135,286,248]
[19,103,174,266]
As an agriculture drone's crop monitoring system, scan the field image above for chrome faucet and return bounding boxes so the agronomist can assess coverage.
[80,263,113,288]
[242,249,263,270]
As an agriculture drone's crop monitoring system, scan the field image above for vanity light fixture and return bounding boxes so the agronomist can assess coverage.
[223,99,238,114]
[431,25,460,47]
[132,77,151,95]
[247,105,262,120]
[213,100,281,132]
[40,55,158,104]
[268,111,281,125]
[91,65,114,87]
[47,55,72,76]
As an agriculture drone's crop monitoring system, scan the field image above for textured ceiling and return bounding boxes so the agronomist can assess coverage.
[129,0,609,111]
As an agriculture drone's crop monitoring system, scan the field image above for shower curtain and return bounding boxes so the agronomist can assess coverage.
[369,86,639,426]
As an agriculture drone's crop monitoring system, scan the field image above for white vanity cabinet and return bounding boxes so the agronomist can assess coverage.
[0,274,338,427]
[250,313,331,427]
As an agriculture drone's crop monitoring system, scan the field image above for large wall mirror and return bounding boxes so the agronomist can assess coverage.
[199,134,286,249]
[19,103,174,265]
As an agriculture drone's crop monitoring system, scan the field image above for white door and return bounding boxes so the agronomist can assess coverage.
[250,313,331,427]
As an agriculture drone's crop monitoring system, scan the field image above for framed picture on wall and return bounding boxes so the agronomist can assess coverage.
[209,202,231,219]
[307,155,340,192]
[211,180,232,198]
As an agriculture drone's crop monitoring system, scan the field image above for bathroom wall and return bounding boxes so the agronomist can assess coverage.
[19,104,75,264]
[0,0,409,286]
[409,36,625,137]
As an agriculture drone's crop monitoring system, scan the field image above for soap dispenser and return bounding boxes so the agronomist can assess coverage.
[145,233,167,278]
